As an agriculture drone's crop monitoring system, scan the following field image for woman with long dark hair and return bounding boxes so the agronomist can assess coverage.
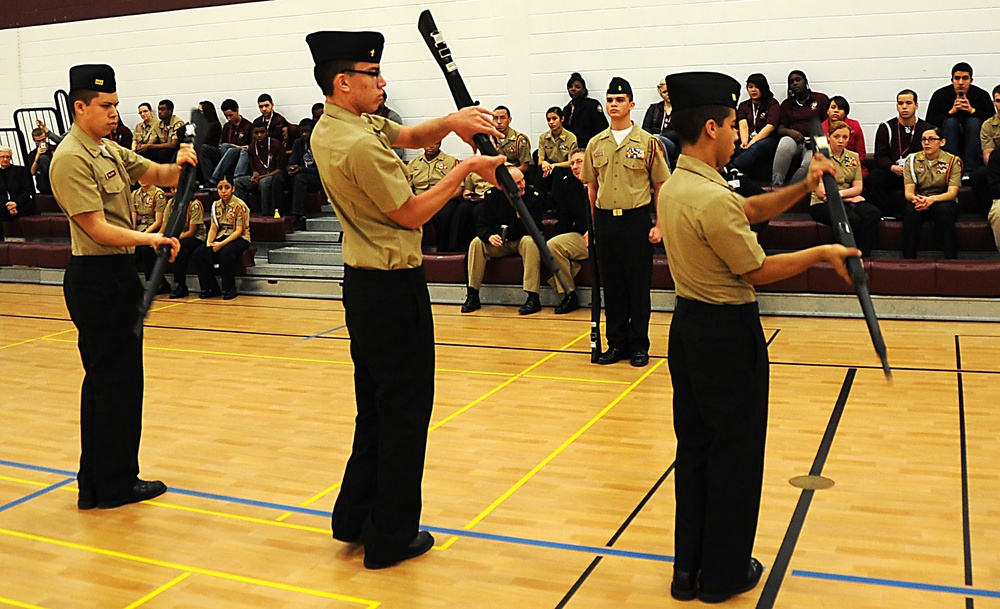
[199,99,222,148]
[731,73,779,174]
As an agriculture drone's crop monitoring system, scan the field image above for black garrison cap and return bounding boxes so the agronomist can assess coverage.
[69,64,116,93]
[607,76,633,98]
[666,72,741,112]
[306,31,385,65]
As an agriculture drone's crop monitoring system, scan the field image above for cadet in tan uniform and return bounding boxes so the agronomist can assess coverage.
[194,176,251,300]
[658,71,857,603]
[132,180,171,294]
[50,64,197,510]
[305,30,504,570]
[133,102,162,157]
[407,140,460,251]
[581,77,670,367]
[164,191,207,298]
[493,106,531,172]
[538,106,578,177]
[902,126,963,258]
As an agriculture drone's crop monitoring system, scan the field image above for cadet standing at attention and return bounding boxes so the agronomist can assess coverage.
[50,64,197,509]
[581,77,670,367]
[305,30,504,570]
[658,72,858,603]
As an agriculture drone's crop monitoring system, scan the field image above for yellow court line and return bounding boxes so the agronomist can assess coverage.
[122,573,191,609]
[149,301,187,314]
[0,475,50,487]
[146,500,330,534]
[462,359,666,531]
[0,329,74,352]
[0,596,48,609]
[0,528,380,609]
[523,373,631,385]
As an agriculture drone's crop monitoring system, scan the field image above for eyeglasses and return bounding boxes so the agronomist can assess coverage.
[921,137,942,143]
[342,68,381,79]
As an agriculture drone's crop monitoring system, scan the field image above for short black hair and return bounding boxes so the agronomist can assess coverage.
[252,124,268,132]
[897,89,918,104]
[829,95,850,115]
[221,98,239,113]
[924,125,944,139]
[952,62,973,77]
[298,118,315,130]
[257,93,273,104]
[68,89,100,109]
[546,106,564,118]
[494,105,511,117]
[159,99,174,111]
[138,102,152,112]
[992,84,1000,97]
[313,59,357,96]
[312,102,324,113]
[672,105,733,146]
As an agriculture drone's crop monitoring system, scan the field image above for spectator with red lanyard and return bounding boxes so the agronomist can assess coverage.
[771,70,829,185]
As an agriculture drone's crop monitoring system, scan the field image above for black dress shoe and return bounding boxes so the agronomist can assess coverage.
[169,285,189,299]
[554,291,579,314]
[156,282,172,295]
[363,530,435,570]
[223,289,238,300]
[77,491,97,510]
[518,292,541,315]
[630,351,649,367]
[670,569,698,601]
[293,215,307,232]
[461,290,481,313]
[597,346,627,365]
[698,557,764,604]
[199,288,221,299]
[96,480,168,509]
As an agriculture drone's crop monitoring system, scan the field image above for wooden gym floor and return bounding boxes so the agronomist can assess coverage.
[0,282,998,608]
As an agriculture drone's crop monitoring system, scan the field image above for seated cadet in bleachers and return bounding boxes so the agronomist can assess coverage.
[28,127,56,195]
[926,62,994,179]
[731,73,779,176]
[288,118,321,232]
[234,124,286,216]
[144,99,185,164]
[988,142,1000,252]
[546,149,590,314]
[772,70,829,185]
[202,98,255,187]
[162,193,207,299]
[450,171,494,252]
[809,121,880,257]
[863,89,931,218]
[1,147,36,241]
[407,140,460,251]
[537,106,578,205]
[822,95,866,174]
[374,90,406,160]
[253,93,289,143]
[493,106,531,173]
[462,167,544,315]
[970,85,1000,214]
[195,176,251,300]
[641,78,680,169]
[903,126,962,259]
[133,102,162,160]
[132,179,172,294]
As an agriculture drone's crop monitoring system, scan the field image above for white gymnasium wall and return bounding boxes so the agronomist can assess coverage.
[3,0,999,157]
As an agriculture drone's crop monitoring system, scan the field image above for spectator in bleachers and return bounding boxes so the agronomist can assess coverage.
[1,147,36,241]
[311,102,324,123]
[772,70,829,185]
[131,179,172,294]
[235,124,286,216]
[926,62,993,179]
[537,106,578,206]
[809,121,880,256]
[493,106,531,173]
[195,175,251,300]
[461,167,544,315]
[987,142,1000,251]
[288,118,321,231]
[148,99,185,164]
[546,148,590,314]
[199,100,222,149]
[160,193,207,299]
[903,126,962,259]
[133,102,162,159]
[450,171,492,252]
[822,95,866,174]
[407,140,460,251]
[374,91,406,160]
[201,98,254,187]
[28,127,55,195]
[864,89,931,218]
[970,85,1000,214]
[253,93,289,143]
[109,119,133,150]
[564,72,609,149]
[642,78,680,169]
[731,73,779,176]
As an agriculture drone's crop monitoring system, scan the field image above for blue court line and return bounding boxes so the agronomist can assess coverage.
[793,569,1000,599]
[0,459,74,477]
[304,324,346,340]
[0,477,75,514]
[167,487,330,518]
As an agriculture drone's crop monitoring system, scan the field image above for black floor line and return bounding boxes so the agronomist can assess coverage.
[755,368,855,609]
[956,336,975,609]
[766,329,780,347]
[554,463,675,609]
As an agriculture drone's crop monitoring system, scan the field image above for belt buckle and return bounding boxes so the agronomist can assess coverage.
[613,208,623,217]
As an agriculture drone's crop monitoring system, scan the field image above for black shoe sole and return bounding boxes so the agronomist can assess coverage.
[363,531,434,570]
[698,558,764,604]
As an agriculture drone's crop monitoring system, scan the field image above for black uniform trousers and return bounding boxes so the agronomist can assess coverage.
[194,239,250,293]
[594,207,653,353]
[332,265,435,562]
[862,167,905,218]
[172,236,202,288]
[63,255,145,504]
[808,201,881,257]
[135,244,171,292]
[668,297,768,591]
[903,200,959,259]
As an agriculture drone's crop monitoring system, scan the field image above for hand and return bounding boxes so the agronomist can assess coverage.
[488,234,503,247]
[583,231,590,247]
[541,161,553,177]
[462,154,506,189]
[175,143,197,168]
[648,224,661,244]
[211,241,224,252]
[823,244,862,286]
[36,119,48,134]
[741,141,750,149]
[447,107,503,150]
[890,165,904,177]
[804,153,836,192]
[787,129,804,143]
[288,165,301,175]
[149,235,181,262]
[816,182,827,202]
[250,172,261,184]
[135,143,147,152]
[6,201,18,216]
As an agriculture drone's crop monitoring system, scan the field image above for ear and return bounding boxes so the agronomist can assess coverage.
[704,119,719,141]
[333,73,351,95]
[73,99,87,116]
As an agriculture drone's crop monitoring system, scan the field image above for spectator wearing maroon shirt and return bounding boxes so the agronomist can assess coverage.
[253,93,289,142]
[822,95,866,175]
[234,124,286,216]
[108,120,133,150]
[862,89,931,217]
[731,73,779,175]
[771,70,829,185]
[202,98,254,186]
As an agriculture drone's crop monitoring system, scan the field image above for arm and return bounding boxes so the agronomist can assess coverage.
[73,209,179,260]
[393,106,503,150]
[648,181,664,243]
[385,154,505,229]
[140,143,197,187]
[743,179,813,225]
[212,223,244,250]
[840,178,864,201]
[742,243,859,286]
[739,119,750,147]
[146,210,165,234]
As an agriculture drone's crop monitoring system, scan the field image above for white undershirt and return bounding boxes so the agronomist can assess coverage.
[611,127,631,145]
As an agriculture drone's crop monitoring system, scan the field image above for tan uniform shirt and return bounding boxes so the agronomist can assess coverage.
[132,184,168,231]
[904,150,963,197]
[163,197,207,241]
[811,149,861,206]
[463,173,493,197]
[658,155,765,305]
[50,124,152,256]
[980,113,1000,153]
[211,196,251,243]
[407,151,458,195]
[581,124,670,209]
[538,129,578,164]
[134,120,162,146]
[312,102,419,270]
[158,115,185,146]
[497,128,531,167]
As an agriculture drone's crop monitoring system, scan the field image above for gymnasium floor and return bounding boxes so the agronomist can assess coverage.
[1,282,998,608]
